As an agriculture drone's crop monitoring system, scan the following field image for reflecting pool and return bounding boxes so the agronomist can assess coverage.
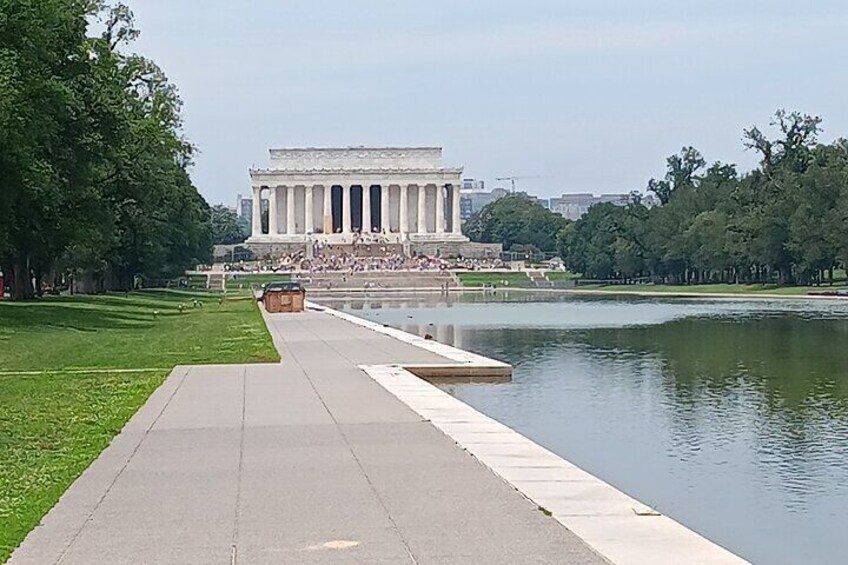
[322,292,848,565]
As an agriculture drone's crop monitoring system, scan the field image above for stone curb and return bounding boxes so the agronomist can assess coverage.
[314,302,750,565]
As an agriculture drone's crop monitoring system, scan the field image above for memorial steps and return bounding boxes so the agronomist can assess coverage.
[297,270,457,291]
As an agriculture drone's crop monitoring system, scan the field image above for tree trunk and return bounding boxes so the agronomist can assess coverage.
[34,269,43,297]
[10,257,35,300]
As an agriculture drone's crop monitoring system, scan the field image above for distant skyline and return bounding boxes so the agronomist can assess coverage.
[130,1,848,204]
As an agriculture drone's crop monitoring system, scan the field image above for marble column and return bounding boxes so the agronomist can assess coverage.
[452,184,462,234]
[286,185,295,235]
[380,185,389,233]
[251,186,262,236]
[323,185,332,234]
[362,184,371,234]
[436,184,445,233]
[268,187,278,235]
[342,185,352,234]
[417,184,427,234]
[400,184,409,237]
[305,185,314,234]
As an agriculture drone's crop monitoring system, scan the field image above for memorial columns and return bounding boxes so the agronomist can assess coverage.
[251,186,262,237]
[436,184,445,233]
[417,184,427,234]
[305,185,314,234]
[248,177,463,240]
[286,185,295,235]
[268,187,278,235]
[380,185,390,233]
[452,184,462,234]
[342,184,352,234]
[362,184,371,234]
[400,184,409,238]
[323,185,332,234]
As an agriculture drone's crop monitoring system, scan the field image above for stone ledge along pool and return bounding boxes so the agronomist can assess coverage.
[320,291,848,565]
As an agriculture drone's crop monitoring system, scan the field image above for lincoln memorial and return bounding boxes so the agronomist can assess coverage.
[247,146,469,244]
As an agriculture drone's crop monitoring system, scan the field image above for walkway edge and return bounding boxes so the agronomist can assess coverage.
[7,366,190,565]
[312,302,750,565]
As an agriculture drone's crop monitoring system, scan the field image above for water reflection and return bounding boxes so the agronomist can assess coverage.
[323,293,848,565]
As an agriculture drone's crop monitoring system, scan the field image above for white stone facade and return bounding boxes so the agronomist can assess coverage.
[247,146,468,244]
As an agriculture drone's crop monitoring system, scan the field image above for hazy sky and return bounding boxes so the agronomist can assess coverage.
[130,1,848,205]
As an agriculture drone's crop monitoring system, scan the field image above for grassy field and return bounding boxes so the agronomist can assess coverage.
[577,283,847,296]
[227,272,291,290]
[456,272,532,287]
[0,371,165,561]
[545,271,581,281]
[0,289,278,562]
[0,290,278,371]
[185,273,209,289]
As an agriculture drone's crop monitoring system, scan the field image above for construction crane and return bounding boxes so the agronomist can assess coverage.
[495,176,546,193]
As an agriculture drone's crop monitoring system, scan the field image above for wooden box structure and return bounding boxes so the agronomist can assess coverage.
[262,282,305,313]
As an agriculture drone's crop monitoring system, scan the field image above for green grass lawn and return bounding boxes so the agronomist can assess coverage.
[578,283,847,296]
[545,270,581,281]
[0,371,165,561]
[0,289,278,371]
[185,273,209,289]
[0,289,279,562]
[227,272,291,290]
[456,272,532,287]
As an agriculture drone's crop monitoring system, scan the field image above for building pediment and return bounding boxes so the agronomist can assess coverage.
[266,146,448,171]
[250,167,463,176]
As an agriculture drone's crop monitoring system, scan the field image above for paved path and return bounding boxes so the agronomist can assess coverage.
[10,310,606,565]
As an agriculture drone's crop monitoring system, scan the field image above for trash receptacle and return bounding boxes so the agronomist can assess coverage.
[262,281,306,313]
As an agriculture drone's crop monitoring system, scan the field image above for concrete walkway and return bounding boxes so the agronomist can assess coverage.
[10,310,606,564]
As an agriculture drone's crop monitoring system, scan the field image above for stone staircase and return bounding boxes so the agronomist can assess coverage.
[207,273,226,292]
[313,243,405,258]
[527,270,553,288]
[296,270,456,291]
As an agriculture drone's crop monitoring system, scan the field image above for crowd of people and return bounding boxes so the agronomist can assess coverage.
[213,244,504,275]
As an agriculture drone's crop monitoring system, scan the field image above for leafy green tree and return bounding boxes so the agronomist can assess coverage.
[557,110,848,287]
[211,205,247,245]
[464,194,568,252]
[0,1,211,298]
[647,147,705,205]
[557,203,647,280]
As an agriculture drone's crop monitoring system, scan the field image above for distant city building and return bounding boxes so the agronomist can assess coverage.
[462,178,485,191]
[236,194,252,218]
[460,186,510,221]
[235,193,268,226]
[550,192,657,221]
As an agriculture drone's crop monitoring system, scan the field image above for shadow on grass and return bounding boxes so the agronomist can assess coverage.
[0,303,156,331]
[0,290,229,331]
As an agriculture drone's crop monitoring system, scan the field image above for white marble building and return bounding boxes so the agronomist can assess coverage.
[247,147,468,244]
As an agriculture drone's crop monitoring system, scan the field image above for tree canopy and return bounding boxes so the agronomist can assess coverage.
[559,111,848,285]
[463,194,568,253]
[211,205,247,245]
[0,0,212,299]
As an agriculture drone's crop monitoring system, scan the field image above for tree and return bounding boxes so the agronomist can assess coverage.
[0,0,94,298]
[557,203,647,280]
[647,147,705,205]
[464,194,568,252]
[744,109,822,174]
[211,205,247,245]
[556,111,848,287]
[0,1,212,298]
